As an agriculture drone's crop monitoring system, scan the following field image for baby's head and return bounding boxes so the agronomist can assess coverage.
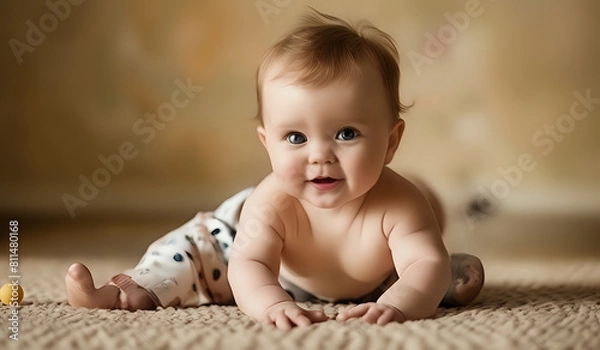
[255,9,411,208]
[255,8,410,124]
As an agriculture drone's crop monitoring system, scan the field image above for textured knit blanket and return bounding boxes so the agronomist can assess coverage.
[2,257,599,349]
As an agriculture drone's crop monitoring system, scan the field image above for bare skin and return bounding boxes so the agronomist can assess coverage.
[64,62,484,321]
[442,254,485,307]
[414,181,484,307]
[65,263,122,309]
[227,58,486,328]
[65,233,482,315]
[64,12,484,323]
[228,172,484,329]
[64,248,483,312]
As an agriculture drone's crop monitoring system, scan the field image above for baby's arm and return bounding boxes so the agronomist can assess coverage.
[337,227,450,324]
[227,194,327,329]
[338,186,451,324]
[377,225,451,320]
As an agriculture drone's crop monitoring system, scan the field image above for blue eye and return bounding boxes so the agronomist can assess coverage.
[336,128,359,141]
[286,132,307,144]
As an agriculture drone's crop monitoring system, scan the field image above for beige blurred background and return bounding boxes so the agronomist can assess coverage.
[1,0,599,259]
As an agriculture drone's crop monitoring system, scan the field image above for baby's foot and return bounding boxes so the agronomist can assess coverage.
[65,263,121,309]
[441,253,485,306]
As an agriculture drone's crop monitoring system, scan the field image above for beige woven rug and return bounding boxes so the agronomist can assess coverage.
[2,257,599,349]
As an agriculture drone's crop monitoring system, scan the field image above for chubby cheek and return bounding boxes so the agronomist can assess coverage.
[345,146,386,188]
[269,149,304,184]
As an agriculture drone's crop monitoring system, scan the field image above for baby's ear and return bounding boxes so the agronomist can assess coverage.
[384,119,405,164]
[257,126,267,148]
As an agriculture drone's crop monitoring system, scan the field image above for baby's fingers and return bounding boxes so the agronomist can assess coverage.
[361,307,385,324]
[336,303,405,325]
[285,308,312,327]
[336,304,370,321]
[267,308,312,329]
[281,309,327,328]
[263,303,328,329]
[264,308,295,330]
[273,314,294,330]
[376,309,398,325]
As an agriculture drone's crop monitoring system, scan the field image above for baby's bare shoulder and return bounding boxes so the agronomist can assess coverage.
[371,169,437,235]
[371,168,424,204]
[240,174,298,228]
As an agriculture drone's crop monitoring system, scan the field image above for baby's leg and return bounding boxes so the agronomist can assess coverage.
[65,211,235,310]
[442,253,485,306]
[65,263,122,309]
[66,263,162,311]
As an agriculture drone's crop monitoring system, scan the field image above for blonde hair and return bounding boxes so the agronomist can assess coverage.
[255,8,411,123]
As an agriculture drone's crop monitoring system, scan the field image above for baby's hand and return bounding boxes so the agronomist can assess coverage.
[336,302,406,325]
[261,301,328,330]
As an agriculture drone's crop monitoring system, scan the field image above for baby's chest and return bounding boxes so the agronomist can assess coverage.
[281,224,394,279]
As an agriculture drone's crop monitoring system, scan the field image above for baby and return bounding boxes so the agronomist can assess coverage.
[65,9,484,329]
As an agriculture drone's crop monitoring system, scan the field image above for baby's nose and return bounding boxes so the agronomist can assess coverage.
[309,150,335,164]
[308,142,335,164]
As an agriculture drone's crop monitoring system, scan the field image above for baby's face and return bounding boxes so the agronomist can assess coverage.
[258,62,402,208]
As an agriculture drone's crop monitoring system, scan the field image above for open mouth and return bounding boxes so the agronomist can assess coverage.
[308,177,340,191]
[310,177,337,184]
